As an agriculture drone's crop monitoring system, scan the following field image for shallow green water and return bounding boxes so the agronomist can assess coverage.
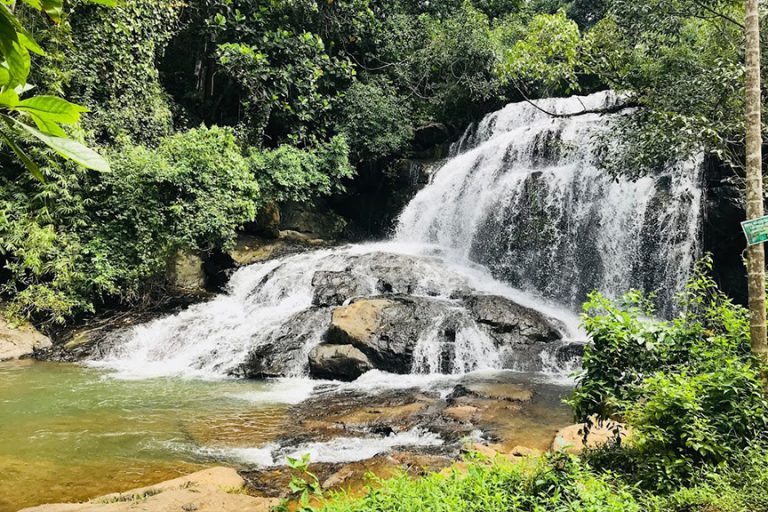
[0,361,575,511]
[0,360,289,511]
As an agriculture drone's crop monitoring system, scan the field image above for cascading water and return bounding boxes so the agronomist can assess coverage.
[92,91,703,380]
[396,91,703,313]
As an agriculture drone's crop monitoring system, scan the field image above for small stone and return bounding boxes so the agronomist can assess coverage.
[507,445,541,457]
[443,405,478,423]
[322,466,355,490]
[462,443,498,458]
[551,417,630,454]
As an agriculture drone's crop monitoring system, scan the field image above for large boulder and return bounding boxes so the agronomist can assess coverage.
[551,418,631,454]
[311,271,372,307]
[167,250,206,292]
[308,344,373,381]
[463,295,563,343]
[0,317,52,361]
[325,296,445,373]
[228,234,324,267]
[238,307,331,378]
[280,200,347,240]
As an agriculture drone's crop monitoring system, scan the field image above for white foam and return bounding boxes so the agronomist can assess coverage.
[222,428,444,466]
[227,378,319,405]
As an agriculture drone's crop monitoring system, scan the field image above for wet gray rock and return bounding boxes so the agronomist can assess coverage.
[463,295,563,344]
[326,295,457,374]
[308,344,373,381]
[311,271,372,307]
[238,307,331,378]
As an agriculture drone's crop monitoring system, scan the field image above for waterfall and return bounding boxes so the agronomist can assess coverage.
[91,91,703,379]
[395,91,703,313]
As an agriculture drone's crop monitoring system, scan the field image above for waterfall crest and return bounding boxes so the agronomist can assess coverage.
[395,91,703,312]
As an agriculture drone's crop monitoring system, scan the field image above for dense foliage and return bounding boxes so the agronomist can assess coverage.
[311,453,644,512]
[571,257,768,490]
[0,126,351,323]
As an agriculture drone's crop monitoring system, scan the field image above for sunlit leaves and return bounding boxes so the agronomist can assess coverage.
[0,0,113,179]
[12,118,110,172]
[498,11,582,94]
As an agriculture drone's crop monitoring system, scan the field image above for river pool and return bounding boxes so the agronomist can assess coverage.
[0,360,573,511]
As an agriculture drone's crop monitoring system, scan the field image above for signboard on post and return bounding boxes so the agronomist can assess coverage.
[742,215,768,246]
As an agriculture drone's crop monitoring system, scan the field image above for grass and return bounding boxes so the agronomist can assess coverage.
[308,453,642,512]
[297,448,768,512]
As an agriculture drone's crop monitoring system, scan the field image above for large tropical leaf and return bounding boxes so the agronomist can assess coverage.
[16,95,89,125]
[40,0,63,23]
[12,117,110,172]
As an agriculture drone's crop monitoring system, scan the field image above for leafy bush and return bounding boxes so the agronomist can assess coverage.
[0,126,259,323]
[251,135,354,204]
[571,257,768,489]
[570,257,751,422]
[337,79,413,164]
[98,126,259,253]
[645,445,768,512]
[623,362,768,487]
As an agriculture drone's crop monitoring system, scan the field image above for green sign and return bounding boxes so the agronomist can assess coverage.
[741,215,768,246]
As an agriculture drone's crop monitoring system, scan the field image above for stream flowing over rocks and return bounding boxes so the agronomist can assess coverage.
[83,91,702,382]
[40,92,706,489]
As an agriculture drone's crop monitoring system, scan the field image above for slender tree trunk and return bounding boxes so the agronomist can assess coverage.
[745,0,767,366]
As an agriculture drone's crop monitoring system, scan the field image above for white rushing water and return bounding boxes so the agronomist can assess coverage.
[201,427,444,467]
[396,91,703,312]
[91,242,580,379]
[92,91,703,381]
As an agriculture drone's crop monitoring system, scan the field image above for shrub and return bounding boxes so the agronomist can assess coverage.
[569,257,752,423]
[571,256,768,489]
[337,79,413,164]
[97,126,259,254]
[0,126,259,323]
[250,135,354,204]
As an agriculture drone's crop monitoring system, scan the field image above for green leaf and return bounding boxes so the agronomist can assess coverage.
[0,87,19,108]
[12,117,110,172]
[0,123,43,181]
[26,111,67,136]
[41,0,63,23]
[0,4,44,56]
[16,95,89,125]
[18,31,45,56]
[0,38,31,88]
[83,0,117,6]
[20,0,43,10]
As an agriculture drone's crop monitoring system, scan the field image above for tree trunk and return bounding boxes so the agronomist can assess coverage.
[745,0,767,366]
